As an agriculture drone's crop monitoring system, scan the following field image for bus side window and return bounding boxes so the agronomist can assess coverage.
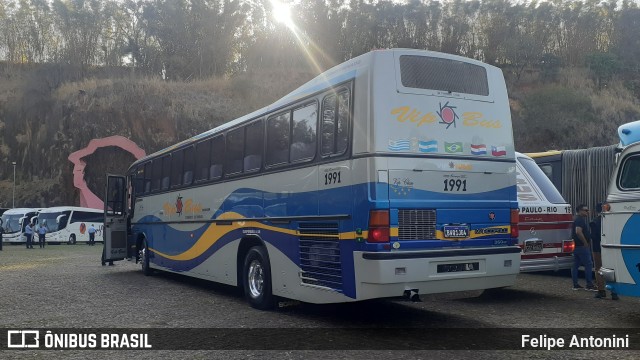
[291,103,317,162]
[161,155,171,190]
[266,112,290,167]
[171,149,184,188]
[143,162,152,193]
[210,136,224,180]
[151,159,161,192]
[195,140,211,182]
[225,129,244,175]
[244,120,263,172]
[322,88,350,157]
[183,146,195,185]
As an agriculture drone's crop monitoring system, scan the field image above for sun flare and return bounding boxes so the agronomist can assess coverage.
[270,0,294,29]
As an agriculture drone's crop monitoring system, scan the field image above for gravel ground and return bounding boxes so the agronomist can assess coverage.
[1,244,639,359]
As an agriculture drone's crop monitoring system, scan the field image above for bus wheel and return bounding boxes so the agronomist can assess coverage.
[243,246,275,310]
[68,234,76,245]
[141,240,152,276]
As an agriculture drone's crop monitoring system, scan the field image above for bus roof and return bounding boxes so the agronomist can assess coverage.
[37,206,102,214]
[1,208,41,215]
[130,48,503,169]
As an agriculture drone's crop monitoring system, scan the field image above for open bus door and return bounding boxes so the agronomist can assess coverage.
[102,175,129,265]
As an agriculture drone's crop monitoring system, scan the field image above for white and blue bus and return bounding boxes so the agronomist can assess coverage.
[601,120,640,297]
[37,206,103,244]
[103,49,520,309]
[1,208,40,244]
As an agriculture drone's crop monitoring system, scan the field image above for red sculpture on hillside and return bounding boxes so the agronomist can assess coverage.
[68,136,146,209]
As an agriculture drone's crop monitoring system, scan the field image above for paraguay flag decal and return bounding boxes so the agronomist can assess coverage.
[471,144,487,155]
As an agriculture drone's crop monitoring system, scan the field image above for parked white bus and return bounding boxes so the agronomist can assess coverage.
[601,120,640,297]
[1,208,40,244]
[104,49,520,309]
[37,207,103,245]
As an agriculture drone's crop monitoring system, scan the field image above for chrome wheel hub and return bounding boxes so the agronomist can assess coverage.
[248,260,264,298]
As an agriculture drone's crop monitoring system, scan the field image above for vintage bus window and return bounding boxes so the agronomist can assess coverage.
[195,140,211,182]
[266,112,290,167]
[619,155,640,189]
[245,120,264,172]
[210,136,224,179]
[291,103,317,162]
[171,149,184,188]
[226,129,244,175]
[400,55,489,96]
[161,155,171,190]
[151,159,162,191]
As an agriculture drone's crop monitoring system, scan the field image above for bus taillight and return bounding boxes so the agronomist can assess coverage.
[510,209,519,238]
[563,240,575,253]
[367,210,390,243]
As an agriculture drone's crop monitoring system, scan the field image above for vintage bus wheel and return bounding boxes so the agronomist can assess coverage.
[141,240,152,276]
[243,246,275,310]
[68,234,76,245]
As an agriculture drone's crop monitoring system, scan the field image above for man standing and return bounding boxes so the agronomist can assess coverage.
[88,224,96,246]
[24,221,34,249]
[38,223,47,248]
[572,204,596,291]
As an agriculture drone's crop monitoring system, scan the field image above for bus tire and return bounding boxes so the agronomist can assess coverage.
[243,246,275,310]
[141,240,152,276]
[68,234,76,245]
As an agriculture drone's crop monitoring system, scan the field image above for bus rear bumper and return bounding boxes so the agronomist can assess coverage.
[520,255,573,272]
[353,247,521,300]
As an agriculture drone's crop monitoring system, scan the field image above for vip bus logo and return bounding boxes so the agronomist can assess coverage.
[7,330,40,348]
[437,102,459,129]
[163,197,203,217]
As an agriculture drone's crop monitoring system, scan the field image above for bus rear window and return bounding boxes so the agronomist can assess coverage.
[399,55,489,96]
[518,157,566,204]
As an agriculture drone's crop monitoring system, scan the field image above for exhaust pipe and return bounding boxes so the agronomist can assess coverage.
[403,289,421,302]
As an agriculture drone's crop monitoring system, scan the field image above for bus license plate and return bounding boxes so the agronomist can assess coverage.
[444,225,469,238]
[524,239,544,253]
[437,262,480,273]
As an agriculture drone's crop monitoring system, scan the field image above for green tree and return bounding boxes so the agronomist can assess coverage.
[586,52,620,90]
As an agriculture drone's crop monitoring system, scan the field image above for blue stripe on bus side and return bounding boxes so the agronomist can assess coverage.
[617,213,640,297]
[137,182,516,255]
[138,181,516,299]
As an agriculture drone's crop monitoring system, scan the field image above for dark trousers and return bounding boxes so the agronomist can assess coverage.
[89,233,95,245]
[39,234,45,248]
[26,234,33,248]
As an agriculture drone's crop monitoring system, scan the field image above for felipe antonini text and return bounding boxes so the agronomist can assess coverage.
[521,334,629,350]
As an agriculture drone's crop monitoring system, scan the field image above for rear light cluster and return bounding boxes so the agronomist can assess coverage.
[367,210,390,243]
[510,209,519,239]
[563,240,575,253]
